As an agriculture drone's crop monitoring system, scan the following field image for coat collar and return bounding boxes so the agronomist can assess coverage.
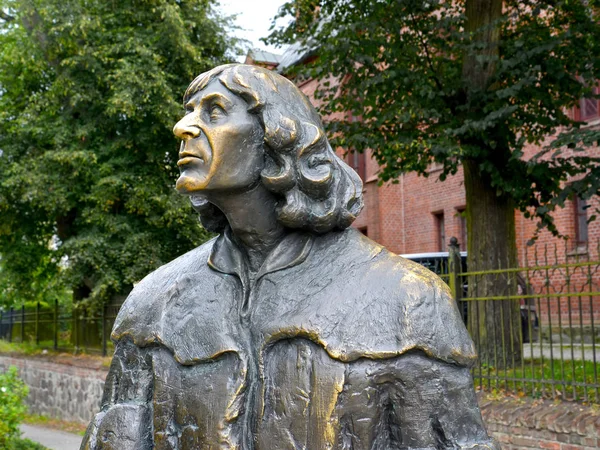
[207,227,314,281]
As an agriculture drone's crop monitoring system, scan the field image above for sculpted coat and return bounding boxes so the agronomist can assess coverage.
[81,64,499,450]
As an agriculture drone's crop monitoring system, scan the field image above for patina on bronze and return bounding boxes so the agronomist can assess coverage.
[81,64,500,450]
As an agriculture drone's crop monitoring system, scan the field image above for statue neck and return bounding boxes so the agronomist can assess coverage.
[206,184,286,273]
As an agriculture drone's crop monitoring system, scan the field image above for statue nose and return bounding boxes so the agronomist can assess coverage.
[173,118,201,140]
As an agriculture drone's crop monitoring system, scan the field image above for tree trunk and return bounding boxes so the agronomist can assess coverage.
[462,0,503,91]
[462,0,522,368]
[464,159,522,369]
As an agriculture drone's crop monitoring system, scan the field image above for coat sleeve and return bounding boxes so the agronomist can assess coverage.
[80,338,154,450]
[367,352,500,450]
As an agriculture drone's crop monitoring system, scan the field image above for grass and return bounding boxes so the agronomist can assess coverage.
[0,338,115,355]
[0,340,113,369]
[0,340,48,356]
[24,414,88,436]
[474,358,600,402]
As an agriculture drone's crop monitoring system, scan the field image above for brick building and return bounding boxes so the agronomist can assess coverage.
[249,50,600,326]
[295,70,599,252]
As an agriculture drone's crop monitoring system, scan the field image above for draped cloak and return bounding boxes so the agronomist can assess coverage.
[81,228,499,450]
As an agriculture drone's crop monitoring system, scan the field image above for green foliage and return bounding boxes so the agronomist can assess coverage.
[0,0,235,307]
[0,366,29,447]
[267,0,600,238]
[7,438,48,450]
[0,340,52,356]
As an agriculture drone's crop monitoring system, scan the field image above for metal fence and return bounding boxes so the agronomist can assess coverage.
[435,239,600,403]
[0,301,122,356]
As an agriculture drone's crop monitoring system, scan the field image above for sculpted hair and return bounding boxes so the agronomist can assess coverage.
[185,64,363,234]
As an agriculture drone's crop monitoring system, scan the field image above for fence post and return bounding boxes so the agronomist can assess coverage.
[448,236,466,324]
[448,237,462,301]
[82,307,87,353]
[75,305,80,354]
[9,307,13,343]
[21,305,25,343]
[101,303,107,357]
[53,299,58,351]
[35,301,40,346]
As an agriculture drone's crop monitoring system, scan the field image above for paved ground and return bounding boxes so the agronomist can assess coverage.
[523,343,598,361]
[20,423,83,450]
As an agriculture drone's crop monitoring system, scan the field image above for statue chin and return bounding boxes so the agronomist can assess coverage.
[175,174,209,194]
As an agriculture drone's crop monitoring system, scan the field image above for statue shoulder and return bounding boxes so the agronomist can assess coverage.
[375,250,477,366]
[387,251,456,302]
[316,230,477,366]
[111,237,217,345]
[332,229,456,298]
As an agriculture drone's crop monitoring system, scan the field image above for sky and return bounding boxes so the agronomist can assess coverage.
[216,0,289,62]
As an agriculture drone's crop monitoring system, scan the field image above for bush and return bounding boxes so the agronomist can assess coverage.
[0,366,29,447]
[9,438,48,450]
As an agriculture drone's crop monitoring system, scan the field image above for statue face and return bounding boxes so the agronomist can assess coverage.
[173,81,264,194]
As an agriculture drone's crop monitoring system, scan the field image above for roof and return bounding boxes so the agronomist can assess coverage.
[277,14,332,73]
[277,42,306,72]
[276,40,321,73]
[248,49,282,65]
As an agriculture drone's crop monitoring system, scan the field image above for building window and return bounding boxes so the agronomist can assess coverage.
[575,78,600,121]
[580,97,599,120]
[580,91,599,120]
[348,149,366,181]
[456,208,467,250]
[574,196,589,247]
[434,212,445,252]
[346,111,366,181]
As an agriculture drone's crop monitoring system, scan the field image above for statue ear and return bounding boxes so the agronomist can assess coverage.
[263,109,297,152]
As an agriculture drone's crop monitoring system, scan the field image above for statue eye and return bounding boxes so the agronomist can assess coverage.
[184,101,195,114]
[209,104,225,122]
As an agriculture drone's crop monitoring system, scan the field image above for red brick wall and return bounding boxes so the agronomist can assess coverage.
[480,395,600,450]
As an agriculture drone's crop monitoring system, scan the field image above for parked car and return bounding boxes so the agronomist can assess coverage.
[400,251,539,343]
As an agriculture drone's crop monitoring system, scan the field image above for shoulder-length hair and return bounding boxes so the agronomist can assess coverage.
[184,64,363,234]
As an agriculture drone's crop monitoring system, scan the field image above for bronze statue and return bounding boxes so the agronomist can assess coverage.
[82,64,499,450]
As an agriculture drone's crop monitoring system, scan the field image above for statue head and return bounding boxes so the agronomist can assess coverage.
[173,64,363,234]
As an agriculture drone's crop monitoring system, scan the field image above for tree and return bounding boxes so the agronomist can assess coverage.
[0,0,238,309]
[268,0,600,367]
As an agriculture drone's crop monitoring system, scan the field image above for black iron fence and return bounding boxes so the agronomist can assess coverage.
[435,239,600,403]
[0,301,122,356]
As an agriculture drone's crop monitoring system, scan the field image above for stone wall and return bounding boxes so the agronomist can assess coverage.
[0,354,107,423]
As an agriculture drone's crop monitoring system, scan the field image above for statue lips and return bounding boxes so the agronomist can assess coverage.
[177,148,209,168]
